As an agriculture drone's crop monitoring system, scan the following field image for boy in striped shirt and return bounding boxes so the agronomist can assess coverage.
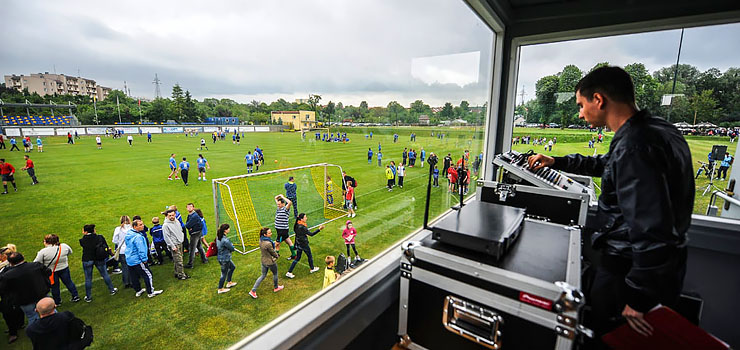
[274,195,297,260]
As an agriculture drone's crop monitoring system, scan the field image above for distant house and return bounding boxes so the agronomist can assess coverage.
[271,110,316,130]
[418,114,430,125]
[514,116,526,127]
[451,118,468,126]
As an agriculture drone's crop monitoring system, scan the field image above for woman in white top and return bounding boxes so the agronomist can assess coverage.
[113,215,132,288]
[34,234,80,305]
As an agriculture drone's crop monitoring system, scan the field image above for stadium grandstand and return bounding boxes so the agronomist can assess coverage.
[2,115,72,125]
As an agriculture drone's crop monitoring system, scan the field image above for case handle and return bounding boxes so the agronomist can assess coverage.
[442,295,503,349]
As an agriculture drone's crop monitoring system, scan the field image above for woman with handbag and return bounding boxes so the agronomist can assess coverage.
[249,227,284,298]
[112,216,132,288]
[33,234,80,305]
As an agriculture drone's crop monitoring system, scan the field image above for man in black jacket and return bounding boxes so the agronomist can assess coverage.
[0,252,51,326]
[184,203,207,268]
[79,224,118,302]
[529,66,693,340]
[26,297,84,349]
[285,213,324,278]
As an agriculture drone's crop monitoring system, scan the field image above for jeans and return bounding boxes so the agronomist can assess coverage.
[188,231,207,265]
[119,253,130,286]
[83,260,116,298]
[288,245,314,272]
[20,303,39,326]
[51,267,79,303]
[154,241,172,263]
[288,197,298,218]
[128,263,154,294]
[218,260,236,289]
[252,264,278,291]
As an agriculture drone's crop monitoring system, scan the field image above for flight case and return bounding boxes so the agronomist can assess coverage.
[398,218,589,349]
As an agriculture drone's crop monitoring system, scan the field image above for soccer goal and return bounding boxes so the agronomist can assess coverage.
[212,163,348,254]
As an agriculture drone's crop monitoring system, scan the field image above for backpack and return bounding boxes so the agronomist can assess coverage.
[205,241,218,257]
[67,315,94,349]
[94,235,111,261]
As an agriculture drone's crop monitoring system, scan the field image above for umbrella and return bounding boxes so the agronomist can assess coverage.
[695,122,717,128]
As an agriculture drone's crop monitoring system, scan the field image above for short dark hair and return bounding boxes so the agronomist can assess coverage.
[165,209,176,216]
[182,157,186,160]
[8,252,24,265]
[575,66,635,104]
[297,213,306,221]
[83,224,95,233]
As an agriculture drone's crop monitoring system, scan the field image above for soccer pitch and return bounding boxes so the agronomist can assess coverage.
[0,129,482,349]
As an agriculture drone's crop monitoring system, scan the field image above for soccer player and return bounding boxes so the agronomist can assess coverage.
[274,195,297,260]
[326,176,334,206]
[127,134,134,147]
[236,133,241,145]
[95,135,102,149]
[67,132,74,144]
[22,137,30,153]
[147,132,152,143]
[397,163,405,188]
[196,154,210,181]
[377,151,382,167]
[0,159,18,193]
[21,155,39,185]
[245,151,255,174]
[179,157,190,186]
[385,165,394,191]
[367,148,373,164]
[36,137,43,153]
[345,182,356,217]
[9,137,20,151]
[285,176,299,218]
[168,154,179,180]
[255,146,264,166]
[0,133,5,149]
[199,138,208,151]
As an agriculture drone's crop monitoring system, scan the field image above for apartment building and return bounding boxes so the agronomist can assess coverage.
[4,72,112,101]
[271,110,316,130]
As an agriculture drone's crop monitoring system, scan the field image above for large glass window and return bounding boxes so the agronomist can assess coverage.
[513,23,740,218]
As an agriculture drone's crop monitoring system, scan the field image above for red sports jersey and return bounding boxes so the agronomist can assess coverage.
[26,159,34,169]
[0,163,15,175]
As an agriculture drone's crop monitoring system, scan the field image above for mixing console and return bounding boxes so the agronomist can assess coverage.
[493,150,594,197]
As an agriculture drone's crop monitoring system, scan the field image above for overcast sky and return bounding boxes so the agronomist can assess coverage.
[1,1,738,107]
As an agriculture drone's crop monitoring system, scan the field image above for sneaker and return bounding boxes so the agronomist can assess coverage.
[226,282,238,288]
[184,264,193,269]
[111,268,122,275]
[55,301,62,307]
[248,290,258,299]
[1,192,7,195]
[71,296,81,303]
[135,289,146,297]
[310,267,320,274]
[110,288,119,295]
[286,255,296,261]
[285,272,295,279]
[218,288,231,294]
[273,285,284,293]
[148,290,163,298]
[84,296,93,303]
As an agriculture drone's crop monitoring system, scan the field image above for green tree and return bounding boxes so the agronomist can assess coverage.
[324,101,335,125]
[690,89,720,124]
[439,102,454,120]
[535,75,559,124]
[387,101,404,125]
[307,94,322,125]
[171,84,185,121]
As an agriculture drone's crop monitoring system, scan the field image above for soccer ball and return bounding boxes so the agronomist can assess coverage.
[274,160,278,163]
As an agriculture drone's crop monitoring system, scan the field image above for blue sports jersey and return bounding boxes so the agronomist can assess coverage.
[179,161,190,170]
[197,158,207,168]
[245,154,254,164]
[200,217,207,237]
[368,150,373,158]
[36,138,42,146]
[377,152,382,160]
[169,157,176,168]
[255,147,263,156]
[421,150,426,159]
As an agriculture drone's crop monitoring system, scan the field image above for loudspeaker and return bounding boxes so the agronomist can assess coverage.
[711,145,727,161]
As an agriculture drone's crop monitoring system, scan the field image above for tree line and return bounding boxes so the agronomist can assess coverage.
[0,84,486,126]
[518,63,740,127]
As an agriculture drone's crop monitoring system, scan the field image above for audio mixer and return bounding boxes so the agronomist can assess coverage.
[493,150,594,198]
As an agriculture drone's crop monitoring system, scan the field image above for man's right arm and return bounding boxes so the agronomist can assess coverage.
[529,153,608,177]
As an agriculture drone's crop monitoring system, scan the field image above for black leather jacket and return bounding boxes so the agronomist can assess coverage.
[552,110,694,312]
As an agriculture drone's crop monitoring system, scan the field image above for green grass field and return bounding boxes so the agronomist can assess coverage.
[1,127,735,349]
[0,130,482,349]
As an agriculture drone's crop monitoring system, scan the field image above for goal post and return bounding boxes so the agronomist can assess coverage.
[212,163,348,254]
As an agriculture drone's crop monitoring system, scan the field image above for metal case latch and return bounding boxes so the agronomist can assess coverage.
[495,183,516,202]
[443,295,503,349]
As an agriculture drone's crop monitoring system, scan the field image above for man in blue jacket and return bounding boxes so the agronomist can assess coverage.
[184,203,207,268]
[125,219,163,298]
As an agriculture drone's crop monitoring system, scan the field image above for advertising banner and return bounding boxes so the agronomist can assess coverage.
[86,127,108,135]
[23,128,56,136]
[117,127,139,134]
[140,127,162,134]
[254,126,270,132]
[203,127,219,132]
[4,128,22,136]
[55,128,87,136]
[163,126,184,133]
[239,126,255,132]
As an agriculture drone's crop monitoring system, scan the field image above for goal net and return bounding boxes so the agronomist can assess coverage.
[212,163,348,253]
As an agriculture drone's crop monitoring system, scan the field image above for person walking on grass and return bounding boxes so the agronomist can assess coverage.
[274,195,297,260]
[163,209,188,280]
[168,154,179,180]
[179,157,190,186]
[245,151,255,174]
[285,213,324,279]
[125,219,163,298]
[0,133,5,150]
[342,220,361,262]
[185,203,207,268]
[127,134,134,147]
[200,138,208,151]
[216,224,238,294]
[250,227,284,298]
[420,148,426,168]
[34,234,81,306]
[285,176,299,218]
[79,224,118,302]
[35,137,43,153]
[9,137,20,151]
[197,154,210,181]
[345,182,356,217]
[0,159,18,194]
[377,150,382,167]
[397,163,406,188]
[21,155,39,185]
[96,135,102,149]
[367,148,373,164]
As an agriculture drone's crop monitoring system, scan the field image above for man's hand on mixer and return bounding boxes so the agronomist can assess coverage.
[527,154,554,170]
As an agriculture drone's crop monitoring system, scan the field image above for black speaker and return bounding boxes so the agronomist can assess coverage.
[711,145,727,161]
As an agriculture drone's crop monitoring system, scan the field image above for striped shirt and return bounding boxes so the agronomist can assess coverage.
[275,207,290,230]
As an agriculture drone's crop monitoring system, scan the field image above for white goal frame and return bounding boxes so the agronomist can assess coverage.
[212,162,349,254]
